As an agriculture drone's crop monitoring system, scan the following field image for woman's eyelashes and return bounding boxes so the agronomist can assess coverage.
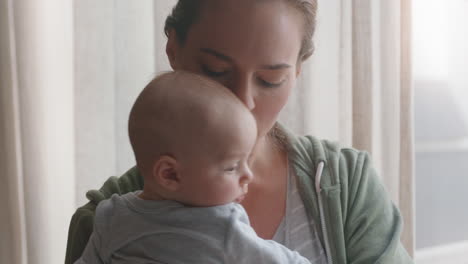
[256,77,285,88]
[201,64,286,88]
[201,65,228,78]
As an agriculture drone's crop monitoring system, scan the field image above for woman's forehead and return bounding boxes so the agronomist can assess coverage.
[187,0,303,65]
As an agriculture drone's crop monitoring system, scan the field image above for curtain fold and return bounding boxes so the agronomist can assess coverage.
[0,1,27,263]
[399,0,415,255]
[281,0,415,256]
[1,0,75,263]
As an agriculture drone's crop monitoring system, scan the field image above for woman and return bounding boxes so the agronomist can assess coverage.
[66,0,414,263]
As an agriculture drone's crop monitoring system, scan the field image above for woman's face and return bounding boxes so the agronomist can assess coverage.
[166,0,304,138]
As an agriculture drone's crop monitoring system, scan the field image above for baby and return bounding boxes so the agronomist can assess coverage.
[75,71,310,264]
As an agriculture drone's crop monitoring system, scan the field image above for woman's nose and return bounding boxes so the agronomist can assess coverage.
[230,77,255,110]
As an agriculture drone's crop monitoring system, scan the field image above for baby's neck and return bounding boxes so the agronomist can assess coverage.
[138,189,164,201]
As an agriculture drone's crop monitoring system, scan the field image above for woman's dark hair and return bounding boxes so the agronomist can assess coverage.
[164,0,318,62]
[164,0,202,44]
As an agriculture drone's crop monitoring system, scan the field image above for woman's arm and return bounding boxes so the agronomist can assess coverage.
[344,151,413,263]
[65,166,143,263]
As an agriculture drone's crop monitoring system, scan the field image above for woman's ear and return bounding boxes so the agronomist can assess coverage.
[166,29,181,70]
[152,155,180,192]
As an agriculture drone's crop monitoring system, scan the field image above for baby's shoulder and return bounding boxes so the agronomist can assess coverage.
[95,193,125,218]
[189,203,248,222]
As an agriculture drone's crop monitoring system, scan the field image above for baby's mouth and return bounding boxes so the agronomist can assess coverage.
[234,194,246,203]
[242,184,249,193]
[234,184,249,203]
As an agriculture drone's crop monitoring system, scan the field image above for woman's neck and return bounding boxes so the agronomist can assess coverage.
[249,133,288,184]
[240,131,289,239]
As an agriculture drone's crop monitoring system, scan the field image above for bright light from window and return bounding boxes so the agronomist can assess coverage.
[414,0,468,122]
[413,0,468,259]
[413,0,449,80]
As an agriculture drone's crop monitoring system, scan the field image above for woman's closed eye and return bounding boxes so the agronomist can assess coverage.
[257,77,285,88]
[256,71,288,88]
[201,65,228,78]
[201,63,287,88]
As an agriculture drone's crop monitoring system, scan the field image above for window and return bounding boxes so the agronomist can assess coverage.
[414,0,468,262]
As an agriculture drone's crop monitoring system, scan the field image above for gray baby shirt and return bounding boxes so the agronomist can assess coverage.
[75,192,310,264]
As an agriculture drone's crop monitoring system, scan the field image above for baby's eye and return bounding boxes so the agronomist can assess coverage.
[224,164,239,172]
[224,167,236,172]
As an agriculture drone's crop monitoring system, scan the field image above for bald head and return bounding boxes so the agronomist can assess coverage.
[128,71,256,177]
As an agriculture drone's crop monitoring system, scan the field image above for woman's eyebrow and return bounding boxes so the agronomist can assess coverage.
[200,48,233,62]
[200,48,291,70]
[260,63,291,70]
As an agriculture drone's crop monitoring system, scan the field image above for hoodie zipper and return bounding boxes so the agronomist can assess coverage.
[315,161,333,264]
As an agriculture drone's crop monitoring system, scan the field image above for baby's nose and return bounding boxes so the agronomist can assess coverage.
[242,166,254,184]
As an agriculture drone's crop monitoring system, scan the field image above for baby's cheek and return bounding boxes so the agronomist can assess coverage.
[216,182,238,198]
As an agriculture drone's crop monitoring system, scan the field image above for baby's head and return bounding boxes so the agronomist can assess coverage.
[128,71,257,207]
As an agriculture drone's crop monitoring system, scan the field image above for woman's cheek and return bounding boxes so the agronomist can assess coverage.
[254,87,292,136]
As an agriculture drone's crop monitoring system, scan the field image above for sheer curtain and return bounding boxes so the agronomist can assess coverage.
[0,0,413,263]
[280,0,415,255]
[1,0,74,264]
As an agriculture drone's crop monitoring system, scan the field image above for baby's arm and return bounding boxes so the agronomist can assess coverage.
[224,205,311,264]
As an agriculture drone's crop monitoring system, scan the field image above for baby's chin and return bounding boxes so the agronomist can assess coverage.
[181,199,238,207]
[233,194,246,203]
[179,194,247,207]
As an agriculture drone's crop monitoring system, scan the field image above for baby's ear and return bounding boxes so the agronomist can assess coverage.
[152,155,180,192]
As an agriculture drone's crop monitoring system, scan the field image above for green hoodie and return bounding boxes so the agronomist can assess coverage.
[65,124,413,264]
[281,124,413,263]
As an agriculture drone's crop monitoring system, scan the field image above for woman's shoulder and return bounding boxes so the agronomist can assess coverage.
[86,166,144,205]
[277,123,365,164]
[293,134,366,163]
[277,123,374,187]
